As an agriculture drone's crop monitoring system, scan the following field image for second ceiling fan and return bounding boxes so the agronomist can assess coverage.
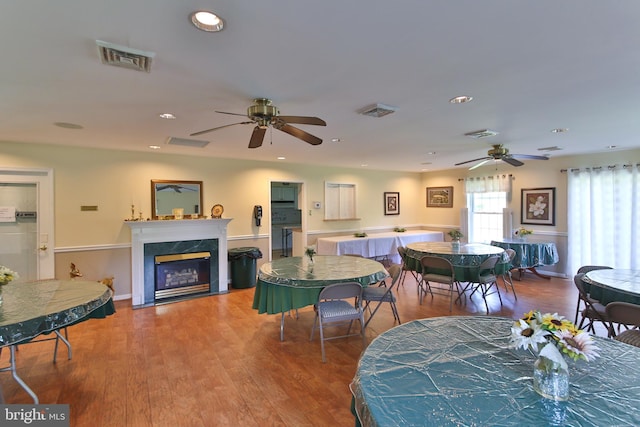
[191,98,326,149]
[455,144,549,170]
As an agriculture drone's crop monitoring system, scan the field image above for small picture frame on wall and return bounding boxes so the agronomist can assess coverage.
[384,192,400,215]
[426,186,453,208]
[521,187,555,225]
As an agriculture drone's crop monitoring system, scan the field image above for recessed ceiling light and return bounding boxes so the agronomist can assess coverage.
[190,11,224,32]
[331,138,341,143]
[149,145,161,150]
[54,122,83,130]
[449,95,473,104]
[360,164,369,167]
[550,128,568,133]
[277,156,286,160]
[607,145,618,149]
[159,113,176,119]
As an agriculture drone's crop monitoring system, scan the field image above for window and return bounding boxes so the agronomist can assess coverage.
[467,192,506,243]
[324,182,357,220]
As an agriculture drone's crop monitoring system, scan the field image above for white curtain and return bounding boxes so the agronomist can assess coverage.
[465,174,512,193]
[567,164,640,274]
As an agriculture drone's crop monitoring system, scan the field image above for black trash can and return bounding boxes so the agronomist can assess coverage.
[228,247,263,289]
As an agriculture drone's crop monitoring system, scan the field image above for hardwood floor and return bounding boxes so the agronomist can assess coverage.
[1,271,604,426]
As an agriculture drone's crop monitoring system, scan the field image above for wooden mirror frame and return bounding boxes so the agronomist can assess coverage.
[151,179,203,219]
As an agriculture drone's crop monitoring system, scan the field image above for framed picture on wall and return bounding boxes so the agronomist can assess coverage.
[426,186,453,208]
[384,192,400,215]
[521,187,555,225]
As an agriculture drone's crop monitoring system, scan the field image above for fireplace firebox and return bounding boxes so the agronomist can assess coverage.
[154,252,211,300]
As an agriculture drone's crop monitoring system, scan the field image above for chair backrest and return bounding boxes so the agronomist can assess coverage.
[318,282,362,302]
[505,248,516,264]
[479,255,500,271]
[573,273,590,299]
[386,264,402,286]
[420,255,454,275]
[397,246,407,259]
[605,302,640,328]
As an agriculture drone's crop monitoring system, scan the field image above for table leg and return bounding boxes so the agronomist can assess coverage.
[280,312,285,341]
[517,267,552,280]
[0,346,40,404]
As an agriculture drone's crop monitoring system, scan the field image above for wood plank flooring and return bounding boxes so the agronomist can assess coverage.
[0,271,604,426]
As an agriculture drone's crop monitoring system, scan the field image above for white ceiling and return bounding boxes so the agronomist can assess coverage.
[2,1,640,172]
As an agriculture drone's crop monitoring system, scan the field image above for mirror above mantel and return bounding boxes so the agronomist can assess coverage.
[151,179,203,219]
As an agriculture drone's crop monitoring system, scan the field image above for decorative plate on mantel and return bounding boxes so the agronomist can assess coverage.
[211,204,224,218]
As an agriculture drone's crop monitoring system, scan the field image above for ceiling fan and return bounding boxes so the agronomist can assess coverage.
[190,98,326,149]
[455,144,549,170]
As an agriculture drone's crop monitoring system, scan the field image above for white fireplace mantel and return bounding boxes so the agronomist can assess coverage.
[126,219,232,306]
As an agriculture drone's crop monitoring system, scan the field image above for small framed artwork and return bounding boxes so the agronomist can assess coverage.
[426,186,453,208]
[521,187,555,225]
[384,192,400,215]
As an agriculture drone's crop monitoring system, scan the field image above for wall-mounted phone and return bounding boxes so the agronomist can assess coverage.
[253,205,263,226]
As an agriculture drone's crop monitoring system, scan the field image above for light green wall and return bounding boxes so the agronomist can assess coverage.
[0,142,425,247]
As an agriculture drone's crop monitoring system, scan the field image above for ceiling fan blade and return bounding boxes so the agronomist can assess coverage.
[277,123,323,145]
[248,126,267,148]
[215,110,248,117]
[190,121,253,136]
[509,154,550,161]
[454,156,491,166]
[277,116,326,126]
[502,156,525,167]
[469,159,491,170]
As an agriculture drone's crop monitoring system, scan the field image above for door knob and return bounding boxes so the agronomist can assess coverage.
[39,244,48,251]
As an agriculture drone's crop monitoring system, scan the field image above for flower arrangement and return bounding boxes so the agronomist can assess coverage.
[510,310,599,368]
[447,229,463,241]
[354,232,367,238]
[393,227,406,232]
[514,227,533,237]
[0,266,19,286]
[304,247,316,262]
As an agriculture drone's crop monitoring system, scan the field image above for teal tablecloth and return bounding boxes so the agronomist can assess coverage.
[491,239,559,268]
[404,242,508,281]
[0,279,115,346]
[583,269,640,305]
[252,256,388,314]
[351,316,640,427]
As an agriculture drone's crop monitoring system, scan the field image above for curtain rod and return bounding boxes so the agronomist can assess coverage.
[458,174,513,182]
[560,163,640,173]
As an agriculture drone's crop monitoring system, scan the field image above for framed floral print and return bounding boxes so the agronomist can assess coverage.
[384,192,400,215]
[521,187,555,226]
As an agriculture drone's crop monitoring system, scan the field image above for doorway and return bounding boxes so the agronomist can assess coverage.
[270,181,305,260]
[0,168,54,280]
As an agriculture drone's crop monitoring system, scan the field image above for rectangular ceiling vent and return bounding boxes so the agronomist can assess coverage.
[166,137,210,148]
[464,129,499,139]
[359,103,397,118]
[96,40,155,73]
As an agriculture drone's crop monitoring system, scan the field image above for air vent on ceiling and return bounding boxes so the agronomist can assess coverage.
[96,40,155,73]
[359,103,397,118]
[538,146,563,152]
[166,137,209,148]
[464,129,499,139]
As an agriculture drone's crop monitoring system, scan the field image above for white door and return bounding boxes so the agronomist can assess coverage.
[0,168,54,280]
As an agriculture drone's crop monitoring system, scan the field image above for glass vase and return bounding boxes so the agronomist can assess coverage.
[451,240,460,251]
[533,356,569,401]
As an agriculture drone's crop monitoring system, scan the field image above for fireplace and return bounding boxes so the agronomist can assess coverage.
[126,219,232,307]
[154,252,211,300]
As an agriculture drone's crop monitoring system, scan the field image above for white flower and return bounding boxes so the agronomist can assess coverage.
[528,196,547,217]
[0,266,19,285]
[554,329,600,362]
[538,342,568,371]
[510,319,550,352]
